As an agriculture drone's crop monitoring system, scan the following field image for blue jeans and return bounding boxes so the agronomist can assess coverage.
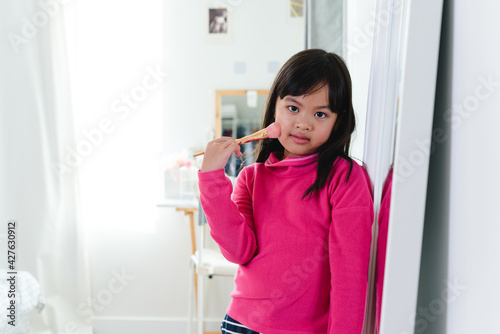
[220,314,260,334]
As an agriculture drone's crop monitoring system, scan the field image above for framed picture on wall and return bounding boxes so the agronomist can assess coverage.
[286,0,305,26]
[289,0,304,18]
[206,7,232,43]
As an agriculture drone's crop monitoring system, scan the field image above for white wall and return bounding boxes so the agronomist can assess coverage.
[416,0,500,333]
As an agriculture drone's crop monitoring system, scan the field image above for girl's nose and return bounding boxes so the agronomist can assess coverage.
[295,115,311,131]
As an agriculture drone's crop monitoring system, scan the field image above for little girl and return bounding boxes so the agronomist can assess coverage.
[198,49,374,334]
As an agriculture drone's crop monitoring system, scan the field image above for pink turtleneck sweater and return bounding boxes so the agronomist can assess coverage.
[198,153,373,334]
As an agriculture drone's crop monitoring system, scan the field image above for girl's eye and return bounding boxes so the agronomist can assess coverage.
[288,106,299,112]
[315,112,326,118]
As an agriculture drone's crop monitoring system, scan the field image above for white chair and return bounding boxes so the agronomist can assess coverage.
[186,201,238,334]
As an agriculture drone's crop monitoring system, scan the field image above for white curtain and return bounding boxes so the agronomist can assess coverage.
[0,1,92,333]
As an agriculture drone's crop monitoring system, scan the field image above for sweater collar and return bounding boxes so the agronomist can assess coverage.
[264,152,318,177]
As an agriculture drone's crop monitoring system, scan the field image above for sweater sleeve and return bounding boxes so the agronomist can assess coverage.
[198,168,257,265]
[327,162,374,334]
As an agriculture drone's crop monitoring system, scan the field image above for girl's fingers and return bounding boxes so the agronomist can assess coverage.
[207,138,237,155]
[201,137,242,172]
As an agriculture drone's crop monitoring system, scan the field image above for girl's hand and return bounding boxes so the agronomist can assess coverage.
[200,137,242,172]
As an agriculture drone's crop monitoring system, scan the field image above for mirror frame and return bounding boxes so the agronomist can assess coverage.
[215,89,270,138]
[362,0,408,331]
[375,0,444,333]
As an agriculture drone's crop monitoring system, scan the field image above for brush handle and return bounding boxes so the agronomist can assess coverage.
[235,128,268,144]
[193,128,269,157]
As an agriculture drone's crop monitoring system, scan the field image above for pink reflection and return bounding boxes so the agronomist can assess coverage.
[376,167,393,331]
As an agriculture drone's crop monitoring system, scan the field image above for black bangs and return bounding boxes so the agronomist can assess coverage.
[274,49,350,115]
[275,50,329,98]
[275,68,328,100]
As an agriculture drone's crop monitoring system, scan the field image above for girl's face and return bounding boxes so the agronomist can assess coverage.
[274,85,337,159]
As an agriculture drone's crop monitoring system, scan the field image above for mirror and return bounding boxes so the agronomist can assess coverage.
[0,0,443,333]
[215,89,269,176]
[368,0,444,333]
[362,0,408,330]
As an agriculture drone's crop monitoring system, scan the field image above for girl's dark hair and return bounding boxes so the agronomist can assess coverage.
[255,49,355,197]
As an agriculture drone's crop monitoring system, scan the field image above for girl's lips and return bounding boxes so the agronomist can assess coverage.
[291,134,310,144]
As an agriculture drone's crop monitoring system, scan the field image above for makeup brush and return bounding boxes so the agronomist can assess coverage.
[193,122,281,157]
